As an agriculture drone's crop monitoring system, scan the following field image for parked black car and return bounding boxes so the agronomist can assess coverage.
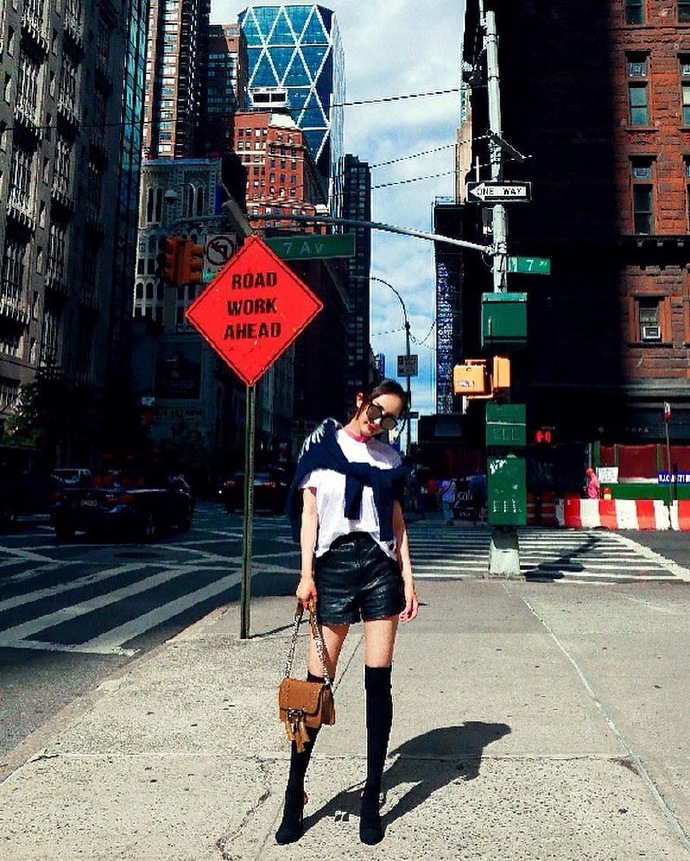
[0,446,63,529]
[219,467,289,514]
[50,472,194,541]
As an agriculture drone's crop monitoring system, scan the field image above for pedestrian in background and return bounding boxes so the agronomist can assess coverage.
[468,468,487,524]
[584,467,601,499]
[438,476,457,525]
[280,378,419,846]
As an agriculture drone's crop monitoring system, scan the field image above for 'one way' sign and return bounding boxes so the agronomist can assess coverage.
[467,180,532,203]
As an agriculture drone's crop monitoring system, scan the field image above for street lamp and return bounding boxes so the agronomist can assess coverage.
[370,276,412,456]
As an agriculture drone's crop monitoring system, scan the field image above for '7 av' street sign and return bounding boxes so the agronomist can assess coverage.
[508,256,551,275]
[264,232,355,260]
[467,180,532,203]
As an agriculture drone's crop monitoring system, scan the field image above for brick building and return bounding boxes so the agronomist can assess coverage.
[459,0,690,487]
[232,110,326,228]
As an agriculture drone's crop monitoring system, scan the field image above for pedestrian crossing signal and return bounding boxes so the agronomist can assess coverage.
[534,428,552,444]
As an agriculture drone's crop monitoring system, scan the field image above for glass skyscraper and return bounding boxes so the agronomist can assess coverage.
[238,4,344,200]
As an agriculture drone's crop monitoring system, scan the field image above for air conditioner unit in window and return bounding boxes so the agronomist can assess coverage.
[641,325,661,341]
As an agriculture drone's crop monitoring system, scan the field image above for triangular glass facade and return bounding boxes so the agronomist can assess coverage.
[238,4,344,197]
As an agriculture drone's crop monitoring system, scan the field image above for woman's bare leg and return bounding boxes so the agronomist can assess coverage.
[307,622,350,678]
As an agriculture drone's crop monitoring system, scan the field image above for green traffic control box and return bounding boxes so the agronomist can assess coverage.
[481,292,527,349]
[487,454,527,526]
[486,402,527,448]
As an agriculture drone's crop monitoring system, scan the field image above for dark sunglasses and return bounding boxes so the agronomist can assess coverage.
[365,402,400,431]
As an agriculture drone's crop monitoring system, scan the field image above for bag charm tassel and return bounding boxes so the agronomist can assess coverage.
[285,711,310,752]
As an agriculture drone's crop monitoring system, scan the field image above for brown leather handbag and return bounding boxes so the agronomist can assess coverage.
[278,601,335,752]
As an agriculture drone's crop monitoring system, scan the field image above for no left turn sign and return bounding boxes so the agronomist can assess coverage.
[205,234,236,268]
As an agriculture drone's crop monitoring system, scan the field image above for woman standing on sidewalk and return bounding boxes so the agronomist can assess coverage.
[278,378,419,846]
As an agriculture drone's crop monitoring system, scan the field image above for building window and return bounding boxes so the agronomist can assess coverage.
[631,158,654,234]
[681,57,690,124]
[146,186,163,223]
[635,297,663,341]
[184,184,205,216]
[625,0,645,23]
[1,238,26,307]
[628,84,649,126]
[9,143,34,215]
[681,1,690,23]
[627,53,650,125]
[629,83,650,125]
[47,221,66,283]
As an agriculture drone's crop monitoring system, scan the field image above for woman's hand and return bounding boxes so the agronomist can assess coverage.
[399,579,419,622]
[296,574,318,607]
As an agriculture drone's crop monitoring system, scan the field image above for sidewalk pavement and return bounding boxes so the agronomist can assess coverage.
[2,578,690,860]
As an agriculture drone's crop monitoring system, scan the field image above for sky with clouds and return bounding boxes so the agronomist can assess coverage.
[210,1,465,441]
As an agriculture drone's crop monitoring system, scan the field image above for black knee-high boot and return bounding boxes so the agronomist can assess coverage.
[275,672,323,845]
[360,664,393,845]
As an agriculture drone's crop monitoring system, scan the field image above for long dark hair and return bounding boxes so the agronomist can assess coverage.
[354,378,407,416]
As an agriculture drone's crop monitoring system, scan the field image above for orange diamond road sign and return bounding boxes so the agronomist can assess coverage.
[185,235,323,386]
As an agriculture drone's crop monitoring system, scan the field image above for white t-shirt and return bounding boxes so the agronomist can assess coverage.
[300,429,402,559]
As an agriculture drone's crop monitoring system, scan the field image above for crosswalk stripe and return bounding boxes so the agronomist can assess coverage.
[79,569,241,655]
[0,563,150,612]
[405,524,690,582]
[0,566,207,646]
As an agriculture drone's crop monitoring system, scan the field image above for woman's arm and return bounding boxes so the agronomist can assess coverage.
[296,487,319,606]
[392,499,419,622]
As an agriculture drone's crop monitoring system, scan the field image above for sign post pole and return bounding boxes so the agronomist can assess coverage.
[664,401,673,509]
[185,236,324,639]
[240,384,256,640]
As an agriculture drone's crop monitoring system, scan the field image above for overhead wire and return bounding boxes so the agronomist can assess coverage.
[372,171,455,189]
[370,144,456,169]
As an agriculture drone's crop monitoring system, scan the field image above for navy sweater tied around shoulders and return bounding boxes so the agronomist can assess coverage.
[285,419,407,542]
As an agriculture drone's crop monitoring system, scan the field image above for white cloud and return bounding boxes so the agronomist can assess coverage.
[210,1,464,437]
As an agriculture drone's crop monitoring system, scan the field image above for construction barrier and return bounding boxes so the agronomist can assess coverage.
[671,499,690,531]
[539,491,556,526]
[526,492,537,526]
[556,497,680,530]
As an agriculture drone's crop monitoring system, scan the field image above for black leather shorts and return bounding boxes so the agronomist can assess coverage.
[314,532,405,625]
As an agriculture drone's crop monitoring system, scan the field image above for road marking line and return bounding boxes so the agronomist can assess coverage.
[82,571,242,654]
[611,533,690,582]
[0,563,149,612]
[0,566,210,644]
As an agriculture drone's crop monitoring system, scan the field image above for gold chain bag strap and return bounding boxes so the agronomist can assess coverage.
[278,600,335,752]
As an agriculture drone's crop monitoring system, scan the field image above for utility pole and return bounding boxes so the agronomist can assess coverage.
[486,6,508,294]
[371,276,413,456]
[483,2,523,578]
[403,313,411,457]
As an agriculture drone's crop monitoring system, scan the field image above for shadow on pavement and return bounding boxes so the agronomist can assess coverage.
[523,535,601,581]
[305,721,511,831]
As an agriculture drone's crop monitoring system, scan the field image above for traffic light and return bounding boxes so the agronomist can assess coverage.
[163,236,184,285]
[534,427,553,444]
[178,240,204,285]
